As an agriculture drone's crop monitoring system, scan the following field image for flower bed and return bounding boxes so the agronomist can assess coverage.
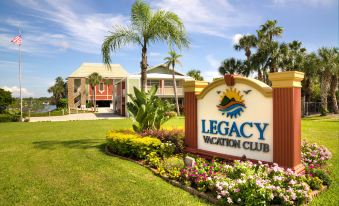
[106,131,332,205]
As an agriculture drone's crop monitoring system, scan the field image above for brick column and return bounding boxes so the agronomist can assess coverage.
[80,78,86,106]
[268,71,305,173]
[67,78,74,109]
[183,81,208,152]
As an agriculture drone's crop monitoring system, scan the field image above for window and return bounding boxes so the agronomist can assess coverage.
[147,80,160,87]
[164,80,182,87]
[99,82,104,92]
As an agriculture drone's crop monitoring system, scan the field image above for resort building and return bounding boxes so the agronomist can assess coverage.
[114,64,194,116]
[67,63,129,109]
[67,63,193,116]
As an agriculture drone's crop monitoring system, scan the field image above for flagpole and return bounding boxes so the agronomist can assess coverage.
[19,42,22,121]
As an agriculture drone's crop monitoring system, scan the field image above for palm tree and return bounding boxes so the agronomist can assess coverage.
[88,72,102,112]
[48,77,66,103]
[187,69,204,81]
[318,47,337,115]
[257,20,283,73]
[102,0,189,91]
[164,50,182,116]
[302,53,320,103]
[329,48,339,114]
[234,35,257,61]
[219,58,245,76]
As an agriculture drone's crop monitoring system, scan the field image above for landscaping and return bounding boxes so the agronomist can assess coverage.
[0,116,337,205]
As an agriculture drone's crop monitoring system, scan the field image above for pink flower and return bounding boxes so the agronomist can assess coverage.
[234,188,240,193]
[227,197,233,204]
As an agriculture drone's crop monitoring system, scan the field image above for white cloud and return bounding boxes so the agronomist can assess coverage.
[203,54,222,82]
[201,70,222,82]
[151,0,260,39]
[8,0,129,54]
[272,0,336,7]
[232,34,243,45]
[2,86,34,97]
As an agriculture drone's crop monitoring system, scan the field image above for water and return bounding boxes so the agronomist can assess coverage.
[36,104,57,113]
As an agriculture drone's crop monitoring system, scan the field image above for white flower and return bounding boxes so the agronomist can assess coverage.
[237,198,241,202]
[227,197,233,204]
[217,195,221,199]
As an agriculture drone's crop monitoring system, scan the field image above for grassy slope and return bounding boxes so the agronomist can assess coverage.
[0,116,337,205]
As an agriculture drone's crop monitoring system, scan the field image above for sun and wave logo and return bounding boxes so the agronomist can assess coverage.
[217,88,246,118]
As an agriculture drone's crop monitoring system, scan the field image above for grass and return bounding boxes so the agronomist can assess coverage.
[0,116,337,205]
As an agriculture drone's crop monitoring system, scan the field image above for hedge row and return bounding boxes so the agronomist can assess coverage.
[0,114,20,122]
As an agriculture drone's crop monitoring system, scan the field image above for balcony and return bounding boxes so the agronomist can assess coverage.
[146,86,184,97]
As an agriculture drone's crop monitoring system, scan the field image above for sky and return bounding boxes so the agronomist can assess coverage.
[0,0,338,97]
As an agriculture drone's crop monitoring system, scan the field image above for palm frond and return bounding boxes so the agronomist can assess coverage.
[131,0,151,33]
[101,25,141,69]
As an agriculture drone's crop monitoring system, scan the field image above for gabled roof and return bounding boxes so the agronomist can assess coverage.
[69,63,129,78]
[146,64,186,76]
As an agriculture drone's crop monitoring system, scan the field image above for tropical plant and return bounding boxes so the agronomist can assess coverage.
[218,58,248,76]
[302,53,320,102]
[0,88,13,113]
[127,86,174,132]
[87,72,102,112]
[187,69,204,81]
[102,0,189,91]
[48,77,66,103]
[318,47,337,115]
[234,34,257,78]
[164,50,182,116]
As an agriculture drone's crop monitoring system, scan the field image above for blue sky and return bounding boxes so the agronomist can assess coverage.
[0,0,338,97]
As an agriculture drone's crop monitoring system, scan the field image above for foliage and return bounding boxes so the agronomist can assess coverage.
[102,0,189,91]
[106,130,175,159]
[218,58,248,76]
[0,113,20,122]
[158,155,185,179]
[141,129,185,153]
[127,86,174,132]
[301,141,332,167]
[48,77,66,103]
[87,72,103,111]
[164,50,183,115]
[0,88,13,113]
[187,69,204,81]
[56,98,68,109]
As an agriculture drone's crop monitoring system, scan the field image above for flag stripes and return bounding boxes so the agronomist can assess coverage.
[11,35,22,45]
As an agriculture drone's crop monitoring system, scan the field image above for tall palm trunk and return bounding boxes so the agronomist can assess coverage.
[257,69,263,81]
[304,78,312,102]
[330,75,338,114]
[94,86,97,112]
[171,66,180,116]
[141,45,148,92]
[320,73,331,115]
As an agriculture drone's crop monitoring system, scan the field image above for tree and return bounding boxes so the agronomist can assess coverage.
[279,41,307,71]
[318,47,337,115]
[88,72,102,112]
[234,35,258,78]
[102,0,189,91]
[164,50,182,116]
[187,69,204,81]
[0,88,13,113]
[256,20,283,73]
[219,58,247,76]
[329,48,339,114]
[48,77,66,103]
[302,53,320,102]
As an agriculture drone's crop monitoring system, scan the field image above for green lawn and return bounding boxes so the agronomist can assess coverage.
[0,116,337,205]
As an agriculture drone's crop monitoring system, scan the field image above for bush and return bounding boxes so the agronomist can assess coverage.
[141,129,185,153]
[106,131,175,159]
[56,98,68,109]
[0,114,20,122]
[158,155,185,179]
[301,141,332,167]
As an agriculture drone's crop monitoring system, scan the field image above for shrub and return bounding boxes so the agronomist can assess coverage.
[56,98,68,109]
[301,141,332,167]
[127,86,174,132]
[307,168,332,186]
[106,131,175,159]
[158,155,185,179]
[141,129,185,153]
[0,114,20,122]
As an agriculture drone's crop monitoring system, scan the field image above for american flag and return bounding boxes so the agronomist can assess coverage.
[11,35,22,45]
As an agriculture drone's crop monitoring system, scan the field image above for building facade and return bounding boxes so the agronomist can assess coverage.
[114,64,194,116]
[67,63,129,109]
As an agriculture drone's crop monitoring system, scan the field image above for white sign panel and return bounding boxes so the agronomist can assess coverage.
[197,81,273,162]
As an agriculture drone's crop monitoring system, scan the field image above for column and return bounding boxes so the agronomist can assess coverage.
[67,78,74,109]
[268,71,305,173]
[183,81,208,152]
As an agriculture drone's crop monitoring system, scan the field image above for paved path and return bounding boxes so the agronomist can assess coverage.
[29,112,125,122]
